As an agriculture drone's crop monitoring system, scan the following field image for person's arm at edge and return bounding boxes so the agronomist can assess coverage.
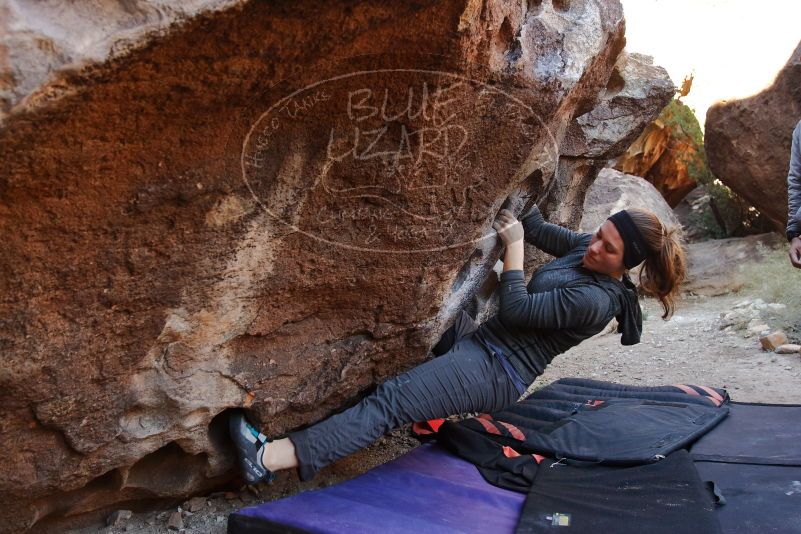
[787,121,801,267]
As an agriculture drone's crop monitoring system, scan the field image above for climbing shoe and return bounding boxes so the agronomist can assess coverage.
[229,411,276,484]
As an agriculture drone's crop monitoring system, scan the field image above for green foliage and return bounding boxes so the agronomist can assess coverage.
[660,99,704,147]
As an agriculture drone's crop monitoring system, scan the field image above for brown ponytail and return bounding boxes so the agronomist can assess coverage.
[626,209,687,319]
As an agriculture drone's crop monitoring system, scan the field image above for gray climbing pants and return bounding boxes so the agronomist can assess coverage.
[286,311,521,481]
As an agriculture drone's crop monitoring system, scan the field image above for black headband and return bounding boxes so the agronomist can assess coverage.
[607,210,652,269]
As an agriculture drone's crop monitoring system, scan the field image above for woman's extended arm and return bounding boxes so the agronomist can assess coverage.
[496,269,612,330]
[521,205,587,257]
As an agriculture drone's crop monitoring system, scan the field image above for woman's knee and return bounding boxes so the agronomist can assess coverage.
[371,364,456,422]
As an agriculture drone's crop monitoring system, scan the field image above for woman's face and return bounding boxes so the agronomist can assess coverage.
[582,220,626,276]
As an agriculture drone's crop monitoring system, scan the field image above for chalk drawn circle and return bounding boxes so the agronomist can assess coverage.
[241,60,559,255]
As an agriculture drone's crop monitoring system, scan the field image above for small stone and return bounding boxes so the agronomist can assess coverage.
[107,510,133,527]
[185,496,207,512]
[224,491,238,500]
[775,344,801,354]
[167,511,184,530]
[760,331,789,351]
[748,324,769,335]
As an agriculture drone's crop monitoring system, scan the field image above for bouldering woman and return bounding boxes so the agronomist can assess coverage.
[229,204,686,484]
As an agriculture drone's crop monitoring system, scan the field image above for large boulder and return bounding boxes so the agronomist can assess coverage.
[579,168,681,233]
[705,40,801,231]
[0,0,672,530]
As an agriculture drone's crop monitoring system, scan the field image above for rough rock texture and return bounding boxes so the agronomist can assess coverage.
[613,100,700,207]
[0,0,673,531]
[578,167,680,233]
[0,0,240,124]
[520,51,673,273]
[705,39,801,231]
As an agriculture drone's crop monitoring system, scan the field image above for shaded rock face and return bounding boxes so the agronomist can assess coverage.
[705,40,801,231]
[579,168,680,234]
[673,185,717,243]
[0,0,672,531]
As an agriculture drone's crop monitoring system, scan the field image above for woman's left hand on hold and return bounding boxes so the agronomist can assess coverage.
[492,209,524,247]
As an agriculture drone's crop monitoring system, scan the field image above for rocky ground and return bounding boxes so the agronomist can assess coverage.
[68,291,800,534]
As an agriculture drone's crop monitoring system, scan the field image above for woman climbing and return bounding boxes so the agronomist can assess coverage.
[229,204,686,484]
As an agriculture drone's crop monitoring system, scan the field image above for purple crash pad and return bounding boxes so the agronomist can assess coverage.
[228,443,525,533]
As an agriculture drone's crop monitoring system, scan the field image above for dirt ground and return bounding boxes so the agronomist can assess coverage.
[68,291,801,534]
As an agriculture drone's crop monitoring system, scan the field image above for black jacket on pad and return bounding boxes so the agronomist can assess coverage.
[437,378,730,492]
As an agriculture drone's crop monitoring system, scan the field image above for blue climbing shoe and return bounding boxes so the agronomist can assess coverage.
[229,411,276,484]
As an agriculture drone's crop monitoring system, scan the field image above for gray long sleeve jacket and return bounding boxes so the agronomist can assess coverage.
[473,206,642,386]
[787,120,801,241]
